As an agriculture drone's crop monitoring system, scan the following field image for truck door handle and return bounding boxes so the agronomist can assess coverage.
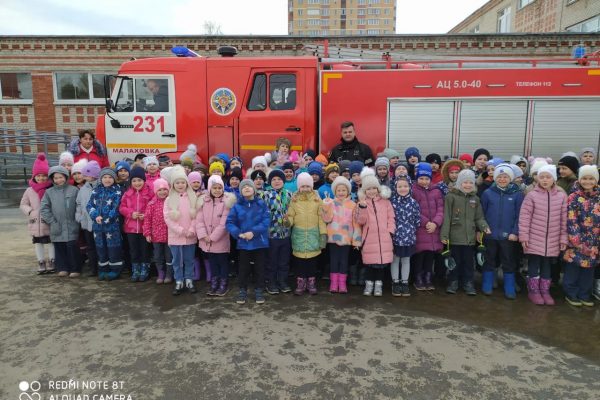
[161,133,175,138]
[286,126,301,132]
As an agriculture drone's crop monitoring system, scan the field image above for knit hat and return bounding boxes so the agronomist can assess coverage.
[71,159,88,175]
[315,154,328,165]
[230,156,243,167]
[82,160,101,179]
[215,153,231,169]
[374,157,390,169]
[508,164,524,179]
[99,167,117,181]
[488,158,505,168]
[360,166,376,180]
[303,149,317,160]
[115,160,131,173]
[264,152,273,165]
[324,163,340,180]
[493,164,515,181]
[307,161,324,178]
[207,175,225,192]
[394,162,409,173]
[153,178,169,194]
[268,169,285,185]
[209,161,225,175]
[339,160,351,173]
[404,147,421,161]
[179,144,198,162]
[473,148,491,162]
[193,161,208,174]
[251,170,267,181]
[239,179,256,194]
[281,162,294,172]
[228,167,243,182]
[296,172,313,189]
[459,153,474,164]
[252,155,268,169]
[289,151,300,163]
[510,155,529,170]
[160,166,173,183]
[537,165,557,182]
[349,160,364,176]
[158,155,171,165]
[129,166,146,182]
[441,159,464,182]
[48,165,69,180]
[331,176,351,195]
[59,151,74,166]
[382,148,401,160]
[416,162,432,179]
[181,158,194,170]
[578,165,599,182]
[580,147,597,162]
[32,153,49,177]
[561,151,578,159]
[187,171,202,184]
[425,153,442,166]
[456,169,476,193]
[143,156,159,168]
[530,158,549,175]
[169,165,188,185]
[558,156,580,175]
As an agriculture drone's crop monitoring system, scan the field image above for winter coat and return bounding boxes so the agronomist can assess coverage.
[440,188,488,246]
[40,184,80,242]
[163,192,198,246]
[142,196,168,243]
[145,172,160,189]
[284,179,297,193]
[356,195,395,265]
[557,175,577,194]
[518,185,568,257]
[196,193,236,253]
[87,184,123,234]
[318,183,333,199]
[68,137,109,168]
[285,190,327,258]
[411,183,444,253]
[562,187,600,268]
[329,137,375,166]
[390,192,420,247]
[321,197,362,247]
[259,187,293,239]
[20,187,50,238]
[226,196,270,250]
[75,180,96,232]
[481,183,524,241]
[119,184,154,234]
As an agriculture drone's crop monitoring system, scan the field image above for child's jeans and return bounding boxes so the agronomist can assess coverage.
[170,244,195,283]
[483,238,516,273]
[153,242,172,274]
[563,262,595,301]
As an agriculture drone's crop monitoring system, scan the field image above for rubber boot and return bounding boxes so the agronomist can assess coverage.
[526,277,544,305]
[156,266,165,284]
[130,263,140,282]
[139,263,150,282]
[481,270,495,295]
[216,278,229,297]
[329,273,339,293]
[164,264,173,284]
[204,259,212,282]
[193,258,201,281]
[295,277,306,295]
[349,263,358,286]
[207,276,219,296]
[424,271,435,290]
[307,277,318,295]
[338,274,348,294]
[413,268,426,291]
[503,272,516,300]
[539,278,555,305]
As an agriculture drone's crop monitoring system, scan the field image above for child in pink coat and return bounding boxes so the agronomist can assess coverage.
[196,175,236,296]
[120,166,155,282]
[143,178,173,284]
[519,165,568,305]
[356,168,395,297]
[20,153,54,274]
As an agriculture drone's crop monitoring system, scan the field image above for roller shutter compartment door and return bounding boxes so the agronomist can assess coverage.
[387,100,454,160]
[530,100,600,162]
[458,100,528,161]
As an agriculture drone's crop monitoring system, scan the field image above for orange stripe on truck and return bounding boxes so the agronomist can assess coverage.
[107,143,178,149]
[240,145,303,151]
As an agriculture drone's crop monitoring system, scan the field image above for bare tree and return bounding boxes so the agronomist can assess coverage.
[203,21,223,35]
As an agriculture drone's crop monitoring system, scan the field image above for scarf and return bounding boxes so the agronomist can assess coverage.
[29,178,52,200]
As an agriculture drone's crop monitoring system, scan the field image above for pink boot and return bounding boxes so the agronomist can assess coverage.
[294,277,306,296]
[329,273,339,293]
[338,274,348,294]
[527,277,544,305]
[539,278,555,306]
[307,277,318,295]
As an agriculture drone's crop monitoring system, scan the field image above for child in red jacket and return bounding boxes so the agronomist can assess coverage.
[143,178,173,284]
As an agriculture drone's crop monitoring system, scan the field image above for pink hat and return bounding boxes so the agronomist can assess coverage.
[289,151,300,163]
[32,153,49,177]
[187,171,202,184]
[296,172,313,189]
[208,175,224,192]
[153,178,169,194]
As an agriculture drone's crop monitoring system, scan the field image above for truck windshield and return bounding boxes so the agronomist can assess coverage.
[114,78,133,112]
[136,78,169,112]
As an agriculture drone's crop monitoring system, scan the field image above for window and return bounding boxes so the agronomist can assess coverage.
[383,19,389,25]
[368,0,381,4]
[567,14,600,32]
[358,9,365,15]
[113,78,133,112]
[135,78,169,112]
[322,0,330,4]
[270,74,296,111]
[341,8,346,15]
[368,8,381,15]
[0,73,32,102]
[307,8,320,15]
[367,29,380,34]
[497,7,511,33]
[367,19,379,25]
[55,72,106,103]
[297,20,303,26]
[247,74,267,111]
[567,0,579,4]
[384,8,390,14]
[298,9,303,15]
[307,0,320,4]
[358,18,366,24]
[518,0,534,9]
[322,8,330,16]
[358,0,366,4]
[308,19,320,25]
[469,25,480,33]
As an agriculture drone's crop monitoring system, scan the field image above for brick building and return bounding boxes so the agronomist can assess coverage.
[449,0,600,34]
[0,33,599,149]
[287,0,396,36]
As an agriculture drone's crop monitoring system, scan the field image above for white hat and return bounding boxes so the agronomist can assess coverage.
[331,176,351,194]
[59,151,74,166]
[71,158,88,174]
[578,165,599,182]
[252,155,268,168]
[493,164,515,181]
[530,159,549,175]
[143,156,159,168]
[537,165,557,182]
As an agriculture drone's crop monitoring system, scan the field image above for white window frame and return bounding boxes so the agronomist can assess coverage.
[367,29,380,34]
[0,72,33,105]
[566,14,600,32]
[497,7,511,33]
[518,0,535,9]
[358,18,366,25]
[53,72,108,105]
[367,19,379,25]
[358,9,366,15]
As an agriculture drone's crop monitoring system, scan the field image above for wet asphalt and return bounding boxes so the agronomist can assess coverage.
[0,207,599,400]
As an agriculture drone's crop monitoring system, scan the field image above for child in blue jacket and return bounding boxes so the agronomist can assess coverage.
[480,164,524,299]
[226,179,270,305]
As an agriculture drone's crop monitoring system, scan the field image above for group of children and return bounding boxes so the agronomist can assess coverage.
[20,136,600,307]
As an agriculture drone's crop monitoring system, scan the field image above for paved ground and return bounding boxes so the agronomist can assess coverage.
[1,207,599,400]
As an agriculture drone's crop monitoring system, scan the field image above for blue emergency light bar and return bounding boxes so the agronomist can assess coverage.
[171,46,200,57]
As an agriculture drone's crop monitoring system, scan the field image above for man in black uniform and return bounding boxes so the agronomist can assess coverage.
[328,121,374,166]
[146,79,169,112]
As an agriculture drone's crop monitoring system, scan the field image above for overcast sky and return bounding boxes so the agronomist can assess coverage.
[0,0,488,35]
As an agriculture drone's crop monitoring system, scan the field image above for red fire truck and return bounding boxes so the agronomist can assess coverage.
[96,45,600,165]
